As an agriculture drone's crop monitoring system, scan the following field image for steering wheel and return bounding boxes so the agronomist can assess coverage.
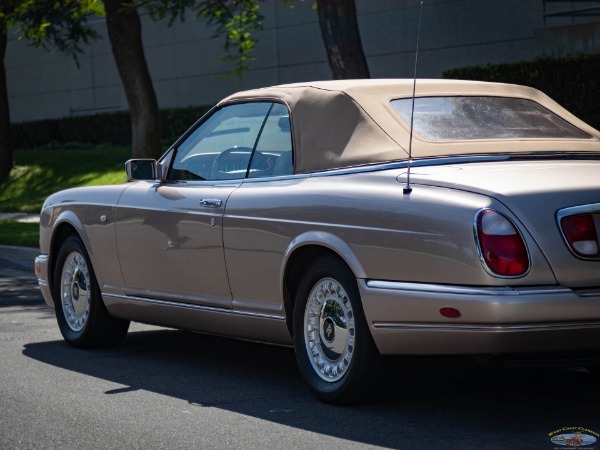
[210,147,270,179]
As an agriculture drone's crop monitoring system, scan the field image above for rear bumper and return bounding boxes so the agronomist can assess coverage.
[360,280,600,355]
[34,254,53,307]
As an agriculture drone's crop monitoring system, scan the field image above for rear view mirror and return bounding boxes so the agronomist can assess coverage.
[125,159,157,181]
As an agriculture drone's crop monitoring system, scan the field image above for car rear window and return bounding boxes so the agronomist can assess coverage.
[390,96,591,140]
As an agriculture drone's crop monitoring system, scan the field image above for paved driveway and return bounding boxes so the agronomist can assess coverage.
[0,245,599,449]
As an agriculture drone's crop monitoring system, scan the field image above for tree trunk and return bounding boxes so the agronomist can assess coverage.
[104,0,162,159]
[316,0,370,79]
[0,28,13,182]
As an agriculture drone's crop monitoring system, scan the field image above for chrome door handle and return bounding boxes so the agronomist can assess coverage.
[199,199,223,208]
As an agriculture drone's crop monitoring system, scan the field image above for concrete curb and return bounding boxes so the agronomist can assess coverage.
[0,212,40,223]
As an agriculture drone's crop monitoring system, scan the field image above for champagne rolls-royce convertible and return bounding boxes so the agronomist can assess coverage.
[36,79,600,404]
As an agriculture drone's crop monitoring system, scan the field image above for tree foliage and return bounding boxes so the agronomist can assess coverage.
[0,0,372,177]
[1,0,103,63]
[0,0,273,171]
[0,0,105,181]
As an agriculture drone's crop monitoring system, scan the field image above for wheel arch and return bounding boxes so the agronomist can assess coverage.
[48,216,89,298]
[280,232,366,335]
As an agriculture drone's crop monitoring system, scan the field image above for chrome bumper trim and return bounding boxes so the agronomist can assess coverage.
[35,254,54,307]
[102,293,285,321]
[372,321,600,331]
[366,280,572,296]
[34,254,48,273]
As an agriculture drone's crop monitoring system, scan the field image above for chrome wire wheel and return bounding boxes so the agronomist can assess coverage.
[60,251,91,332]
[294,256,381,404]
[304,277,356,383]
[53,235,130,348]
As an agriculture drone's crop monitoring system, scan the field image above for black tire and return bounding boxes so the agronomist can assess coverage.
[53,235,130,348]
[293,256,381,404]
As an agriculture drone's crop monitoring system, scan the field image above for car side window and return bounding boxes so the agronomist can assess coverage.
[168,102,272,181]
[249,103,293,178]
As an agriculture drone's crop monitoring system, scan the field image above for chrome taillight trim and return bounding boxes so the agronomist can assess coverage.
[473,208,531,279]
[556,203,600,261]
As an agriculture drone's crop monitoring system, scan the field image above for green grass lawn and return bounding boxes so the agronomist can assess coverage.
[0,143,131,213]
[0,143,132,247]
[0,220,39,247]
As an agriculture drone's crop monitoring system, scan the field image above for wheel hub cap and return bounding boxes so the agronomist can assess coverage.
[322,317,335,343]
[61,251,91,332]
[304,278,356,382]
[71,277,80,300]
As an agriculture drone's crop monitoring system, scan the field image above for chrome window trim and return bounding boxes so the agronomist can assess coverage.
[309,152,600,178]
[472,208,532,279]
[240,173,311,183]
[158,179,243,187]
[365,280,570,296]
[158,152,600,182]
[309,155,510,177]
[556,202,600,261]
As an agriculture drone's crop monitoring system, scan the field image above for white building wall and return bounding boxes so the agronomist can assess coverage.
[4,0,595,123]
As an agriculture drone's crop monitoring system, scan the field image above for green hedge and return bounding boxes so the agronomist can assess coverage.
[11,105,212,149]
[443,54,600,130]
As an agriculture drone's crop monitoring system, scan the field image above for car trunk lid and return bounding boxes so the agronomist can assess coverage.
[399,158,600,287]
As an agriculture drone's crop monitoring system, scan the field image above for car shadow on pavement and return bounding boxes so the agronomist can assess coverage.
[22,328,600,449]
[0,272,47,308]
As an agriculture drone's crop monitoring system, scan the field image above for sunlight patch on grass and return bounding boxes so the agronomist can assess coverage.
[0,144,131,213]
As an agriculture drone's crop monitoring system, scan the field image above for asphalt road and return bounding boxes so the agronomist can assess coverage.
[1,246,599,449]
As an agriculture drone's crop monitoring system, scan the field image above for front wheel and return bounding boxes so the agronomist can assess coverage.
[293,256,380,404]
[53,235,130,348]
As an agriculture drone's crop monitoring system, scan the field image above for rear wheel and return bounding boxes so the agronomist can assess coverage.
[293,256,380,404]
[53,235,129,348]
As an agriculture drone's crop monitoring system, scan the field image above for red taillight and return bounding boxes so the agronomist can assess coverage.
[560,214,599,257]
[476,209,529,277]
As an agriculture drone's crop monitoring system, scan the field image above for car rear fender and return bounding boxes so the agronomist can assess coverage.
[282,231,366,280]
[280,231,366,333]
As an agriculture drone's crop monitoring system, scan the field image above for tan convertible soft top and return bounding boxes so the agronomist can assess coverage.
[218,79,600,173]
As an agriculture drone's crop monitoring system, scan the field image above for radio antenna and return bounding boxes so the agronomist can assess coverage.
[403,1,424,195]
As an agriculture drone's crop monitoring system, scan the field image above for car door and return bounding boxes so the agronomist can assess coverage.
[222,103,297,316]
[115,102,274,308]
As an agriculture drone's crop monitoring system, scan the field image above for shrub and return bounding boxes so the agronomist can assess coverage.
[11,105,212,149]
